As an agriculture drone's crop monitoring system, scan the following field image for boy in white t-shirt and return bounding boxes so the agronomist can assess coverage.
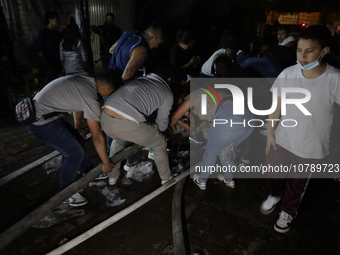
[260,25,340,233]
[200,42,238,77]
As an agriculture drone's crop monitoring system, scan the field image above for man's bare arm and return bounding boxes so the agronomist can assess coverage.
[87,119,114,174]
[109,41,118,54]
[121,46,147,81]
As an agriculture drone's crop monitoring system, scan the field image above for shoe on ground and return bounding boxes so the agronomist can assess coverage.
[95,174,109,180]
[193,174,206,190]
[109,175,119,185]
[64,192,88,207]
[217,174,235,188]
[161,176,174,185]
[148,151,154,160]
[260,195,281,215]
[274,211,293,233]
[123,161,139,171]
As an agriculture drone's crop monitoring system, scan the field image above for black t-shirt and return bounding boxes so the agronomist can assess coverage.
[96,24,122,56]
[169,44,193,68]
[37,27,62,71]
[170,44,199,75]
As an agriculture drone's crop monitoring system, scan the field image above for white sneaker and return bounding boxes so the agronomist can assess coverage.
[161,176,174,185]
[95,174,109,180]
[64,192,88,207]
[274,211,293,233]
[193,174,206,190]
[260,195,281,215]
[123,161,139,171]
[217,174,235,188]
[108,175,119,185]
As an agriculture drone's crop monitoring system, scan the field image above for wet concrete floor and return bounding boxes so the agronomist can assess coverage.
[1,113,340,255]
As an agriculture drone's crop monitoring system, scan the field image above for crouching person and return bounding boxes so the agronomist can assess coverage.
[100,65,180,185]
[25,70,119,206]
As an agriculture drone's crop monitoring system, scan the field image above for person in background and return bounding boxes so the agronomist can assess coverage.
[277,25,296,50]
[60,22,87,75]
[91,13,122,69]
[108,22,164,81]
[236,38,270,65]
[60,20,89,135]
[201,41,238,77]
[62,16,80,37]
[170,31,200,79]
[37,11,63,83]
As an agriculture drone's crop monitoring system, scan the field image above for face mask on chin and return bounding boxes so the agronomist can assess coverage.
[297,49,324,71]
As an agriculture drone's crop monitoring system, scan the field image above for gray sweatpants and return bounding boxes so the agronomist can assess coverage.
[100,111,171,180]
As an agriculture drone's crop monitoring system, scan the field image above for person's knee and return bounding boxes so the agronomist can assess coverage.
[109,139,125,157]
[79,148,86,160]
[63,143,86,162]
[152,138,167,151]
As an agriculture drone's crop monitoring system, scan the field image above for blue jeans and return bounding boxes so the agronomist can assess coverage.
[237,137,251,160]
[200,102,254,182]
[26,119,93,192]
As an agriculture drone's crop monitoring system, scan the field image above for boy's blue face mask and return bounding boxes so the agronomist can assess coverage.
[296,50,324,71]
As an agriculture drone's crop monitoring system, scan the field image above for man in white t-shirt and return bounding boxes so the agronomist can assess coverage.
[201,42,238,77]
[25,70,119,207]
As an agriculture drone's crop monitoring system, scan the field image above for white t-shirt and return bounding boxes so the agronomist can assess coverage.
[201,48,225,76]
[33,74,100,125]
[271,64,340,159]
[278,35,295,46]
[104,74,173,132]
[60,40,87,74]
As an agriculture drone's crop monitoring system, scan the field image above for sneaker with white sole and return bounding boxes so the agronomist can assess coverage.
[108,175,119,185]
[260,195,281,215]
[123,161,139,171]
[193,174,206,190]
[161,176,174,185]
[274,211,293,233]
[217,174,235,188]
[64,193,88,207]
[95,174,109,180]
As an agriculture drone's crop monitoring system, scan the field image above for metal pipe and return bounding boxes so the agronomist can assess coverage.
[172,177,188,255]
[45,165,197,255]
[0,144,141,251]
[0,133,92,188]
